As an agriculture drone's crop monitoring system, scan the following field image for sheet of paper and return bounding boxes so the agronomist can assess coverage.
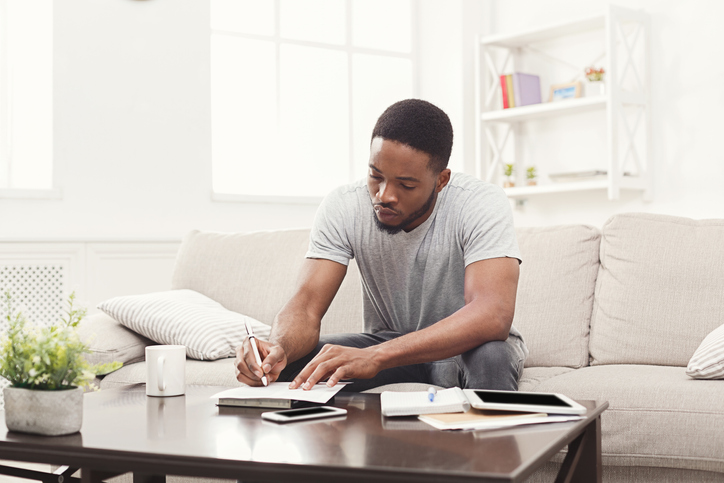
[211,382,348,404]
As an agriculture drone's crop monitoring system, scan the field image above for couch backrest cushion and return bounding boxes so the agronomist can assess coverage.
[171,230,364,336]
[590,213,724,366]
[513,225,601,368]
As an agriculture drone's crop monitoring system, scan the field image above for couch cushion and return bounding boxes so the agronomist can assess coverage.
[513,225,601,368]
[171,229,364,336]
[100,358,242,389]
[528,462,724,483]
[517,366,575,392]
[78,312,154,366]
[98,289,271,361]
[534,364,724,473]
[687,323,724,379]
[590,213,724,366]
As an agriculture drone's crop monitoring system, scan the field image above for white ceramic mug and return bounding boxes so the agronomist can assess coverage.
[146,345,186,397]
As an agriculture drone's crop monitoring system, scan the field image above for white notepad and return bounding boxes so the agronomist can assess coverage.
[380,387,471,417]
[212,382,348,405]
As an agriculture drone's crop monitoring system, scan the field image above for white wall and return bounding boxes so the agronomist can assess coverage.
[492,0,724,227]
[1,0,318,241]
[3,0,721,241]
[418,0,489,176]
[0,0,481,242]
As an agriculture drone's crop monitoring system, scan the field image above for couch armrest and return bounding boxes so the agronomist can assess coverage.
[77,312,154,366]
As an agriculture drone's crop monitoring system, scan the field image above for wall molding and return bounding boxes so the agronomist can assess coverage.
[0,240,181,314]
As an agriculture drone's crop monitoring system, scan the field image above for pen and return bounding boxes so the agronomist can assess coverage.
[428,387,437,402]
[244,320,268,386]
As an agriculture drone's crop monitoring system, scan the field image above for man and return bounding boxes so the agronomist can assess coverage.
[236,99,528,392]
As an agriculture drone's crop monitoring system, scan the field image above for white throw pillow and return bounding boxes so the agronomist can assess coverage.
[686,323,724,379]
[98,289,272,361]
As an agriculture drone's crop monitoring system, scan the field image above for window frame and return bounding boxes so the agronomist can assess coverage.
[209,0,419,204]
[0,0,57,199]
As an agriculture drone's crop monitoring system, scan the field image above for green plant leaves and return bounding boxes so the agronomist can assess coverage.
[0,291,122,390]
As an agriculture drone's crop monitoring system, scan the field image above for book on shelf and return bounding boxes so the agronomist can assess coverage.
[500,73,542,109]
[512,73,542,106]
[419,409,583,431]
[500,75,509,109]
[506,75,516,108]
[380,387,471,417]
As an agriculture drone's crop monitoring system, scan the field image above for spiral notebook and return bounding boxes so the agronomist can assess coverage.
[380,387,471,417]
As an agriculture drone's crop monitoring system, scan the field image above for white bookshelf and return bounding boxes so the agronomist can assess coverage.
[482,14,606,49]
[474,5,653,202]
[504,179,608,199]
[480,96,607,123]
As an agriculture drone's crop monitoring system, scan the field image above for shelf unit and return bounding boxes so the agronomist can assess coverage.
[474,5,652,202]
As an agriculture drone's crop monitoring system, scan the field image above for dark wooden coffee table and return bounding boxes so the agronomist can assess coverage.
[0,384,607,483]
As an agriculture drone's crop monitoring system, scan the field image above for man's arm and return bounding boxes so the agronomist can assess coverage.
[270,258,348,361]
[235,258,347,386]
[290,256,519,389]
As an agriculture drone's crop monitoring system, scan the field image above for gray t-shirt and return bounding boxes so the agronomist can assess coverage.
[306,172,523,339]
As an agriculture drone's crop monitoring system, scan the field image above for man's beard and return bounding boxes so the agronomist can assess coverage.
[372,187,437,235]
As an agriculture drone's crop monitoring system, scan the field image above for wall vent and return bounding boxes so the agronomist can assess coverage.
[0,265,65,408]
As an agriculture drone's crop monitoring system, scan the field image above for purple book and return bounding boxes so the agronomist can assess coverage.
[512,73,542,107]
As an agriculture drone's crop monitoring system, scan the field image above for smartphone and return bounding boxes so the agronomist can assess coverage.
[261,406,348,423]
[463,389,587,415]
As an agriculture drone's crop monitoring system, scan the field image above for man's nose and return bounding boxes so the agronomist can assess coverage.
[378,182,397,205]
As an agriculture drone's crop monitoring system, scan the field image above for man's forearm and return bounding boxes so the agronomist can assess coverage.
[369,256,519,372]
[268,258,347,363]
[369,300,512,371]
[269,302,322,363]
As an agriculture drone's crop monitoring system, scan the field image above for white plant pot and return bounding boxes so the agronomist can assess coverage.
[3,386,84,436]
[583,81,606,97]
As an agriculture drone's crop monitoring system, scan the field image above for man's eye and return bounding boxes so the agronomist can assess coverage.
[401,185,415,190]
[369,174,382,181]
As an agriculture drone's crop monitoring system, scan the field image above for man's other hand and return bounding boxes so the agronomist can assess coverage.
[235,338,288,386]
[289,344,382,390]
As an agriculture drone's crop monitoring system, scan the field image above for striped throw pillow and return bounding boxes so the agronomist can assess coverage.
[98,289,271,361]
[686,323,724,379]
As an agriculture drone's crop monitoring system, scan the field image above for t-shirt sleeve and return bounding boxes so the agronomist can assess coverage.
[305,187,354,266]
[460,184,522,267]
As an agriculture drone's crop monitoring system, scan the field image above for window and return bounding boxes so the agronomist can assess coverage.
[0,0,54,196]
[210,0,415,200]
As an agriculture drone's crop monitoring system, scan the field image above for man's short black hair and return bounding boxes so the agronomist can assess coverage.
[371,99,453,173]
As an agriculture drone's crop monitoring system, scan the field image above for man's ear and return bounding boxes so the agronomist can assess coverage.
[435,169,451,193]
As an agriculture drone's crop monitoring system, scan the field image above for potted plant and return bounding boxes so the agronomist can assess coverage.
[526,166,538,186]
[584,66,606,97]
[503,163,515,188]
[0,292,121,436]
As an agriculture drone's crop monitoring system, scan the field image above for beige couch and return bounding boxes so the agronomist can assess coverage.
[82,212,724,482]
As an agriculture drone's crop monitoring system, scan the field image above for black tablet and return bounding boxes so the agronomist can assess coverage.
[463,389,587,415]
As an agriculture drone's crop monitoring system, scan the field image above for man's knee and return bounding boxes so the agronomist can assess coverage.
[461,339,524,391]
[469,339,517,365]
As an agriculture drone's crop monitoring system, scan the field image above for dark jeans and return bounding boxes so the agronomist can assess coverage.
[278,331,527,392]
